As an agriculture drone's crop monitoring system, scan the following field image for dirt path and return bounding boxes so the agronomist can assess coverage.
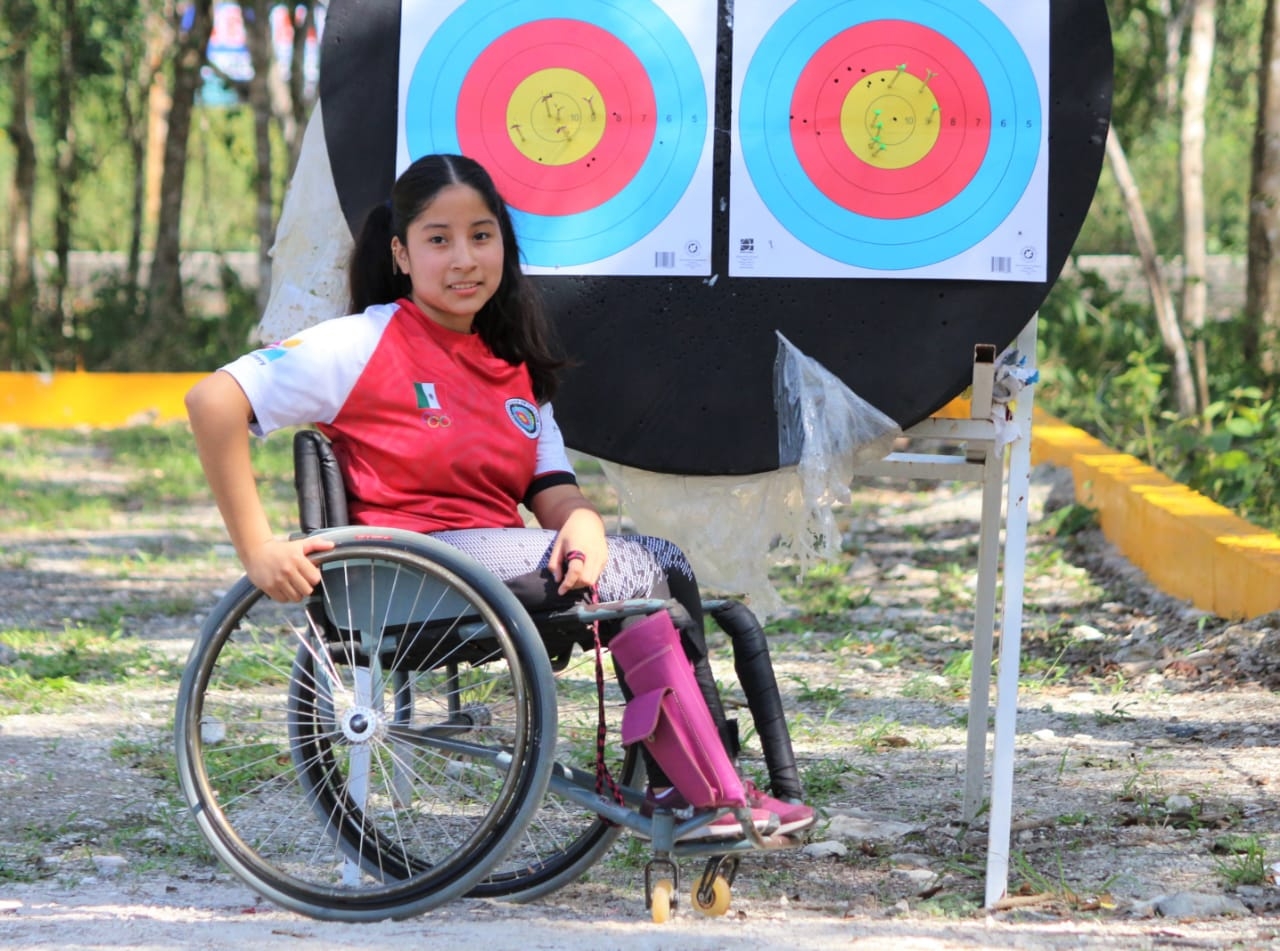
[1,447,1278,949]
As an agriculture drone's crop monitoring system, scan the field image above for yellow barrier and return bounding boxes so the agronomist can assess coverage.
[1,373,1277,619]
[0,371,204,428]
[1031,410,1280,620]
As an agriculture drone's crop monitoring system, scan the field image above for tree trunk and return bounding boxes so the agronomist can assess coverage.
[53,0,78,358]
[144,4,173,243]
[242,0,276,316]
[121,7,163,311]
[1180,0,1215,422]
[1246,0,1280,377]
[3,4,39,369]
[283,0,318,174]
[136,0,214,364]
[1159,0,1189,115]
[1106,127,1198,417]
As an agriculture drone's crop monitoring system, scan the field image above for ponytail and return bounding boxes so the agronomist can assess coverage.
[347,203,412,312]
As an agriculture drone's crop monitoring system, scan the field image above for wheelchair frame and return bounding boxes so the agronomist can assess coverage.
[173,430,804,922]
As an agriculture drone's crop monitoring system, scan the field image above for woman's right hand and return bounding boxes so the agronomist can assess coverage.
[244,536,336,602]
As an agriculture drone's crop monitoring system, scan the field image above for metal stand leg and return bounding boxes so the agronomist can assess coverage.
[852,316,1039,906]
[963,443,1005,820]
[984,316,1038,907]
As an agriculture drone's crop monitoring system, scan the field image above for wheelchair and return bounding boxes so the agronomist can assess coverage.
[173,430,806,923]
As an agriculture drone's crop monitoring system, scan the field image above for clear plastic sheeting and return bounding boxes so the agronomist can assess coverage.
[259,104,353,344]
[599,334,900,616]
[774,331,902,471]
[772,330,900,579]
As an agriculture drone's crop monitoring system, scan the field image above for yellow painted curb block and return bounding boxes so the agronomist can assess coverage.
[1032,409,1280,620]
[1,374,1277,619]
[0,371,204,428]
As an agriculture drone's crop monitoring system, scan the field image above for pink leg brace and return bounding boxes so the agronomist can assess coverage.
[609,611,746,809]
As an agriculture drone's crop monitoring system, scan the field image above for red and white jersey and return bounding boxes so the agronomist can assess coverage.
[221,298,575,532]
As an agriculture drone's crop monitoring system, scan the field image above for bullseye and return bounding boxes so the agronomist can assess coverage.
[738,0,1041,269]
[507,69,607,167]
[842,69,941,168]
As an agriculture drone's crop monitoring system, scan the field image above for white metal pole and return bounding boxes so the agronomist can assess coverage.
[963,447,1004,819]
[984,316,1038,907]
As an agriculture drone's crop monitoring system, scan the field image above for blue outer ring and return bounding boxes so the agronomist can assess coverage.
[740,0,1042,270]
[406,0,707,267]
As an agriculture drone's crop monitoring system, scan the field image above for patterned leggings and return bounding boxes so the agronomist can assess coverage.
[428,527,708,658]
[429,527,735,784]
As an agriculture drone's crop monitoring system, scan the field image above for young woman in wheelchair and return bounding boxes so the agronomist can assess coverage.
[185,152,813,840]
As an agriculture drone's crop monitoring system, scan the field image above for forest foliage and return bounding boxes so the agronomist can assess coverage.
[0,0,1279,533]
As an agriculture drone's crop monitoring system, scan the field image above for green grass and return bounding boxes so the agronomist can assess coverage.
[0,423,299,529]
[768,561,873,622]
[199,735,297,801]
[1,732,214,873]
[211,640,300,688]
[88,598,201,632]
[838,715,907,754]
[110,735,179,781]
[900,672,961,702]
[916,892,983,918]
[0,853,39,884]
[798,756,865,800]
[0,626,185,714]
[1212,835,1270,888]
[0,474,117,530]
[788,674,845,707]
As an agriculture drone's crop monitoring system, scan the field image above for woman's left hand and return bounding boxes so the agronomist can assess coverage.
[548,506,608,595]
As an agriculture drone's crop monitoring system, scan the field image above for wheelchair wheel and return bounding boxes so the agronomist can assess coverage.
[174,532,557,921]
[467,641,645,901]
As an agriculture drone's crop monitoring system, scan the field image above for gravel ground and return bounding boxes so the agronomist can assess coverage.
[1,442,1278,949]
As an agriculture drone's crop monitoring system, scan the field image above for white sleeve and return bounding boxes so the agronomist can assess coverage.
[221,304,397,436]
[535,402,574,475]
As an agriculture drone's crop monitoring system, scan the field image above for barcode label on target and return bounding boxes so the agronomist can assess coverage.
[991,256,1012,273]
[654,252,676,268]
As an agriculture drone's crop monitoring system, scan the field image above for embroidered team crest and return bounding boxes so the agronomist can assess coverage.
[505,399,541,439]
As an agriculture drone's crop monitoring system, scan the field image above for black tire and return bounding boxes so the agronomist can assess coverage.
[174,530,557,921]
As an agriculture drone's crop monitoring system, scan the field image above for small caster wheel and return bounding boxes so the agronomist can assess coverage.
[692,874,731,917]
[650,878,674,924]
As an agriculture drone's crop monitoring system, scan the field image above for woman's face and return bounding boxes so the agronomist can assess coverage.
[392,183,505,333]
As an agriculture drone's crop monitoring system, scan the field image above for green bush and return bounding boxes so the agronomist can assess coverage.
[1038,266,1280,533]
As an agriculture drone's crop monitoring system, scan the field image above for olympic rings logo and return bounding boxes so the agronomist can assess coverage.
[421,412,453,428]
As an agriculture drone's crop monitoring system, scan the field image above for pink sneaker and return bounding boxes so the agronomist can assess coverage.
[744,781,816,836]
[641,787,777,841]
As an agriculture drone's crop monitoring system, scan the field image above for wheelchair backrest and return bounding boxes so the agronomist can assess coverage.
[294,429,350,533]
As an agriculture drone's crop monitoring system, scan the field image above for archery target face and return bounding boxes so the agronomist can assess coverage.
[730,0,1049,280]
[398,0,716,276]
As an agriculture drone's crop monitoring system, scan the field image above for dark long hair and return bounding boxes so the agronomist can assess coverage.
[347,154,565,401]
